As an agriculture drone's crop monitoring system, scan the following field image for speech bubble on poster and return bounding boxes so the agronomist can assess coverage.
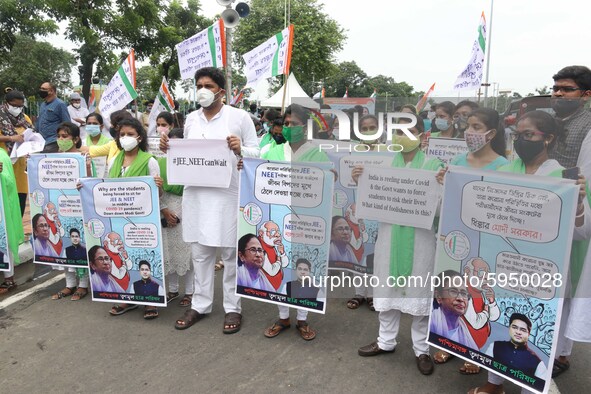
[461,181,561,247]
[57,195,82,217]
[123,223,159,248]
[92,181,153,217]
[339,155,390,188]
[254,163,325,208]
[283,214,326,246]
[38,157,80,189]
[496,251,559,300]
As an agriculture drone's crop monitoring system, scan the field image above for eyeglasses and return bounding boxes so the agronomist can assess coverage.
[510,131,545,141]
[95,256,112,263]
[334,226,351,232]
[552,86,586,93]
[443,288,470,299]
[245,247,265,255]
[266,229,280,237]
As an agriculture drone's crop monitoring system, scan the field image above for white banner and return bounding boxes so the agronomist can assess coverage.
[166,139,233,188]
[242,25,293,88]
[453,12,487,91]
[176,20,225,81]
[356,166,440,229]
[98,51,138,127]
[147,77,175,136]
[426,137,469,165]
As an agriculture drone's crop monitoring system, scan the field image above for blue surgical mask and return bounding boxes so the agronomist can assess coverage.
[435,118,450,131]
[86,125,101,137]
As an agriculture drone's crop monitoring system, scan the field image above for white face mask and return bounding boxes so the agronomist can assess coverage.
[7,105,22,117]
[465,129,493,152]
[72,103,81,109]
[197,88,219,108]
[119,136,139,151]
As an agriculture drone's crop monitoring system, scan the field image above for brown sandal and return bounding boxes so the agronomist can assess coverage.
[347,297,365,309]
[52,287,76,300]
[70,288,88,301]
[223,312,242,334]
[174,309,206,330]
[179,295,192,307]
[296,320,316,341]
[0,280,16,295]
[264,319,291,338]
[433,350,454,364]
[459,362,481,375]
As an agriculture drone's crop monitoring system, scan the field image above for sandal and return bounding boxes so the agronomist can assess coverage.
[166,291,180,303]
[144,306,159,320]
[264,319,291,338]
[179,295,192,307]
[552,359,570,378]
[296,320,316,341]
[175,309,206,330]
[467,386,505,394]
[109,304,139,315]
[52,287,76,300]
[223,312,242,334]
[459,362,481,374]
[367,297,375,311]
[215,261,224,271]
[433,350,455,364]
[0,280,17,295]
[347,297,365,310]
[70,288,88,301]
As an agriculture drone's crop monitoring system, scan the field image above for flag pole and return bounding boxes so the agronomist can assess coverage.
[483,0,494,106]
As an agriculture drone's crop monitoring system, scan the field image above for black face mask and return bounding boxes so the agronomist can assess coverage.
[514,138,545,163]
[272,133,286,144]
[109,127,118,138]
[38,90,49,99]
[317,131,330,139]
[551,98,582,117]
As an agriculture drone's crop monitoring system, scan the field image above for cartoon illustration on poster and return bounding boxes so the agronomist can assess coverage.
[27,154,88,268]
[79,176,166,307]
[428,166,579,394]
[237,158,334,313]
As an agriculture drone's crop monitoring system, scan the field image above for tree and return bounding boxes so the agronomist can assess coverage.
[136,66,160,104]
[535,86,551,95]
[324,61,368,97]
[0,35,76,96]
[233,0,346,92]
[0,0,57,56]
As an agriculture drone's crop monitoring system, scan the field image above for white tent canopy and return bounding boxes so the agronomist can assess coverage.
[260,73,319,109]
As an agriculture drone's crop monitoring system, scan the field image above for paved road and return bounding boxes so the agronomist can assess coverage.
[0,272,586,393]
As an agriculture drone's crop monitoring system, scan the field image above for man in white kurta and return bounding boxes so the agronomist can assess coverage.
[166,68,259,332]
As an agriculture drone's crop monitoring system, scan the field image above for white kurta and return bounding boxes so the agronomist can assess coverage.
[181,105,259,247]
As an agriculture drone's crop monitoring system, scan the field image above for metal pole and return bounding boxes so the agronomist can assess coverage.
[226,25,233,105]
[483,0,494,107]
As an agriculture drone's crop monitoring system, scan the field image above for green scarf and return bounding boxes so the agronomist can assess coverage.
[86,134,110,147]
[262,142,329,162]
[108,149,153,178]
[389,150,443,278]
[259,133,273,148]
[499,158,591,293]
[0,149,24,264]
[157,157,183,196]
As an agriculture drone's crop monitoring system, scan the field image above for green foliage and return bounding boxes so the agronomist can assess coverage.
[136,66,160,103]
[233,0,346,92]
[0,0,58,55]
[323,61,368,97]
[0,35,76,96]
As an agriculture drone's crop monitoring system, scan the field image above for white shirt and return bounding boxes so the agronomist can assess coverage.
[67,105,90,128]
[182,105,259,246]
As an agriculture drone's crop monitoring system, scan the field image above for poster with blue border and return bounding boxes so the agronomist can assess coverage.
[0,183,10,272]
[27,153,88,268]
[428,166,578,394]
[79,176,166,307]
[237,158,334,314]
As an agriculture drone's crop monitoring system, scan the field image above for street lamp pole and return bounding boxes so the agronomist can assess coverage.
[483,0,494,107]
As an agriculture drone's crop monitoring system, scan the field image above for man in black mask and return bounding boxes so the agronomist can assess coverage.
[36,82,71,152]
[548,65,591,168]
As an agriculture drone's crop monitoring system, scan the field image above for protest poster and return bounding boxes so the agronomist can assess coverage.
[148,138,165,159]
[242,25,294,88]
[322,97,376,116]
[326,149,391,274]
[237,158,334,313]
[356,166,441,229]
[91,156,108,178]
[427,166,579,394]
[0,186,11,272]
[27,154,88,268]
[98,51,137,128]
[176,20,225,81]
[79,176,166,307]
[167,139,232,188]
[426,137,469,165]
[453,12,486,90]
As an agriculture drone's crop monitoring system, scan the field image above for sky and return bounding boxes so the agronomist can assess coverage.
[46,0,591,100]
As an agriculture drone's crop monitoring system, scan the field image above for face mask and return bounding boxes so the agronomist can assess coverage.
[282,125,306,144]
[435,118,450,131]
[551,98,582,117]
[393,133,421,153]
[197,88,219,108]
[465,129,493,153]
[332,128,340,139]
[57,139,74,152]
[263,123,270,132]
[119,136,139,151]
[86,125,101,137]
[513,138,545,163]
[72,103,81,109]
[272,134,286,144]
[156,126,169,135]
[7,105,22,117]
[38,90,49,99]
[453,116,468,134]
[427,111,436,120]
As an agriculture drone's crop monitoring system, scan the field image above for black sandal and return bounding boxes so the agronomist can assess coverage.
[347,297,365,309]
[52,287,76,300]
[0,280,16,295]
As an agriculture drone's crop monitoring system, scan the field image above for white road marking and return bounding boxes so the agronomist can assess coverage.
[0,274,64,310]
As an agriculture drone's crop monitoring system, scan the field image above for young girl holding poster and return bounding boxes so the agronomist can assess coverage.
[434,108,508,374]
[354,117,443,375]
[106,118,163,319]
[469,110,589,394]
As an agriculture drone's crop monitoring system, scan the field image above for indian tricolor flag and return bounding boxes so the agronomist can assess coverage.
[416,83,436,113]
[343,87,349,98]
[453,12,487,90]
[230,88,244,106]
[176,20,226,80]
[148,77,175,135]
[98,50,138,127]
[243,24,294,88]
[88,88,97,112]
[370,89,377,99]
